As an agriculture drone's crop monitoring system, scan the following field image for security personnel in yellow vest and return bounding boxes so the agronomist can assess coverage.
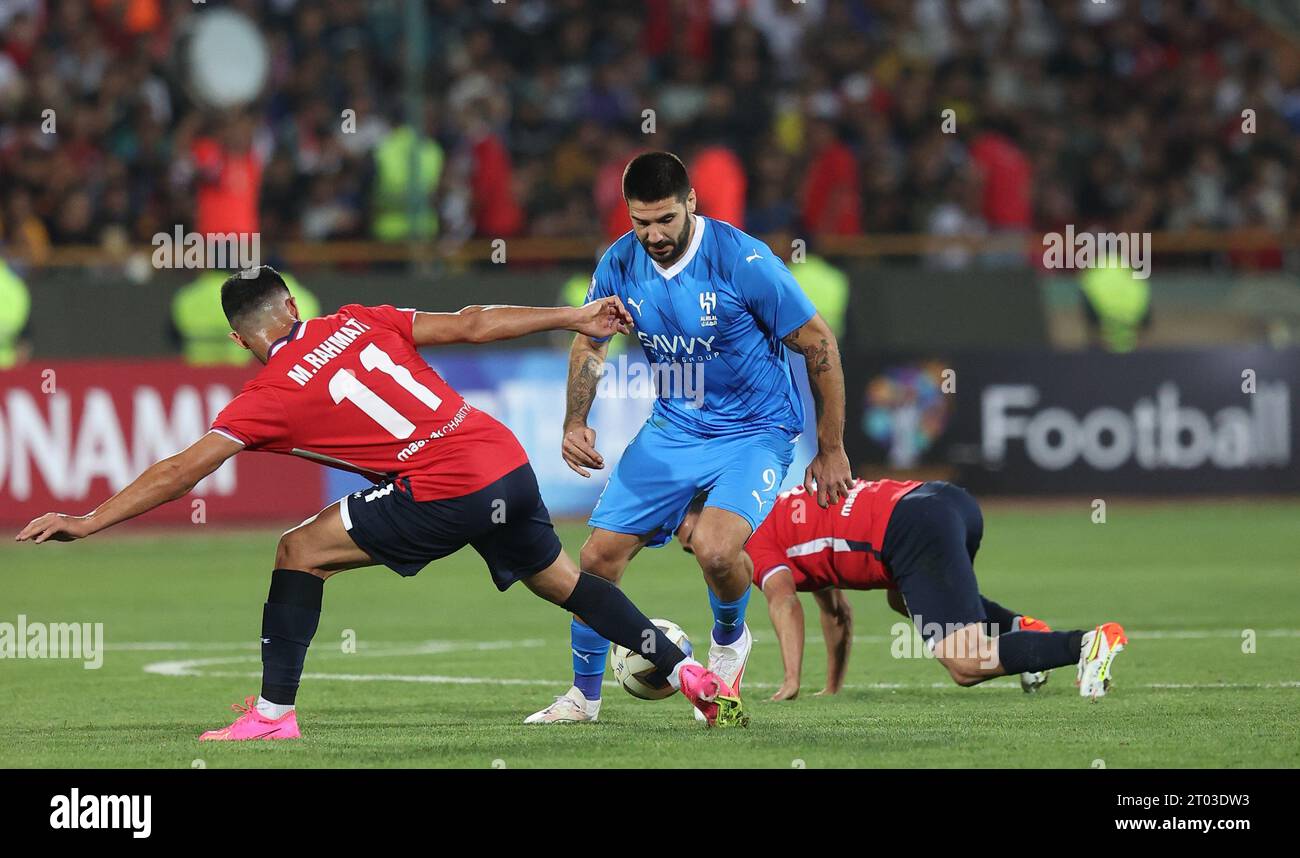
[372,125,444,242]
[767,232,850,339]
[173,269,321,365]
[1080,263,1151,353]
[788,251,848,340]
[0,258,32,368]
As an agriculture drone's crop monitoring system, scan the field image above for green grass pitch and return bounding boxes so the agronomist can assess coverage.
[3,501,1297,768]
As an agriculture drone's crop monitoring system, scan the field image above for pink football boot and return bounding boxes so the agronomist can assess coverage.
[678,663,749,728]
[199,695,301,741]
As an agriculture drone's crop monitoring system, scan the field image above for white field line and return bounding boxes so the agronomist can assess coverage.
[139,633,1300,692]
[148,664,1300,692]
[118,628,1300,652]
[116,638,544,652]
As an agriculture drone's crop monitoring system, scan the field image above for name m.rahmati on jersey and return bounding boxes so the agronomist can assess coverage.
[285,318,372,386]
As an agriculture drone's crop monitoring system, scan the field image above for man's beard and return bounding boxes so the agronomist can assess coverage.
[641,217,692,266]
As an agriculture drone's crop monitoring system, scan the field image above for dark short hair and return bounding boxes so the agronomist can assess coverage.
[622,151,690,204]
[221,265,289,328]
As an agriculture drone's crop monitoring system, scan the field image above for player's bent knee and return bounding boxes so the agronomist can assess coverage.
[523,555,580,605]
[939,656,991,687]
[579,539,629,581]
[689,535,742,579]
[274,530,329,579]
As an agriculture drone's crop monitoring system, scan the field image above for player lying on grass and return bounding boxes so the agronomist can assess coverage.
[676,479,1128,700]
[15,266,748,737]
[528,151,853,724]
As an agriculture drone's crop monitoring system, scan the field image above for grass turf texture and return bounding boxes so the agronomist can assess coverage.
[2,501,1297,768]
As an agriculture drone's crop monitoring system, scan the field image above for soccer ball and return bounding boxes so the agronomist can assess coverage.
[609,618,693,700]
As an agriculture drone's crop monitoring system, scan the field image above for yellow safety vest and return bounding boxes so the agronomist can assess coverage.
[173,271,321,366]
[1080,265,1150,353]
[373,127,444,242]
[0,260,31,368]
[791,254,849,339]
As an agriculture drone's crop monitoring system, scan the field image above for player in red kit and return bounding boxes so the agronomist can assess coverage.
[15,266,748,736]
[676,480,1128,701]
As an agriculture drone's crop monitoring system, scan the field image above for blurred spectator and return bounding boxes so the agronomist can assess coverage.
[768,231,849,339]
[0,256,31,367]
[1,188,51,265]
[463,102,524,238]
[1080,263,1152,354]
[689,143,746,228]
[371,112,444,242]
[0,0,1296,267]
[968,118,1033,231]
[184,113,266,238]
[801,119,862,236]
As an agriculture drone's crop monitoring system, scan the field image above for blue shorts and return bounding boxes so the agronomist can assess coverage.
[881,481,986,644]
[589,416,797,547]
[341,463,563,591]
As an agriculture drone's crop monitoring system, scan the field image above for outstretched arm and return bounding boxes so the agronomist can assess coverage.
[763,568,806,701]
[782,312,853,508]
[412,297,632,346]
[15,432,242,543]
[811,588,853,695]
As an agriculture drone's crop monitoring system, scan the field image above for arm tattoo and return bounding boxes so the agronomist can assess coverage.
[782,327,835,376]
[784,322,846,448]
[565,350,604,425]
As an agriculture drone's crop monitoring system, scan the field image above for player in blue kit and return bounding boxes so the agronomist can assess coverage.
[527,152,853,723]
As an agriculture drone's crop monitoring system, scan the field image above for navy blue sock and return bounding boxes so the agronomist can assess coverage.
[260,569,323,705]
[709,586,750,646]
[570,618,610,700]
[998,629,1084,674]
[561,573,687,675]
[980,597,1020,637]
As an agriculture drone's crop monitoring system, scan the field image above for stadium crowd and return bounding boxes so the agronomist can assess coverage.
[1,0,1298,268]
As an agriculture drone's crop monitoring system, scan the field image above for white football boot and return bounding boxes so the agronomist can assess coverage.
[524,686,601,724]
[693,623,752,722]
[1020,669,1049,693]
[1076,622,1128,700]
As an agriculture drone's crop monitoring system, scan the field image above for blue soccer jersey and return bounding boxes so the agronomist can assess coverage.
[587,215,816,439]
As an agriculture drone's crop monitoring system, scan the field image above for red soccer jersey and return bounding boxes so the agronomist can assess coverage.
[746,479,924,592]
[210,304,529,500]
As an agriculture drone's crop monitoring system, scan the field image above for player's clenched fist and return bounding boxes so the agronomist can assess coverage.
[562,424,604,478]
[573,296,633,340]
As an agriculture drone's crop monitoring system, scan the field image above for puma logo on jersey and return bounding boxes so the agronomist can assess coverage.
[753,490,768,513]
[745,249,763,263]
[626,298,645,315]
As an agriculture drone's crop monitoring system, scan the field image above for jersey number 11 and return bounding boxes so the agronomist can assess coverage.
[328,343,443,440]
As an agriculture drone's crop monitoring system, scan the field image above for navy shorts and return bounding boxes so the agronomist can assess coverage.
[881,481,986,645]
[340,464,564,591]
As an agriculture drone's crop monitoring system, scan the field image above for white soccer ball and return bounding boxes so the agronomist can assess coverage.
[609,618,693,700]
